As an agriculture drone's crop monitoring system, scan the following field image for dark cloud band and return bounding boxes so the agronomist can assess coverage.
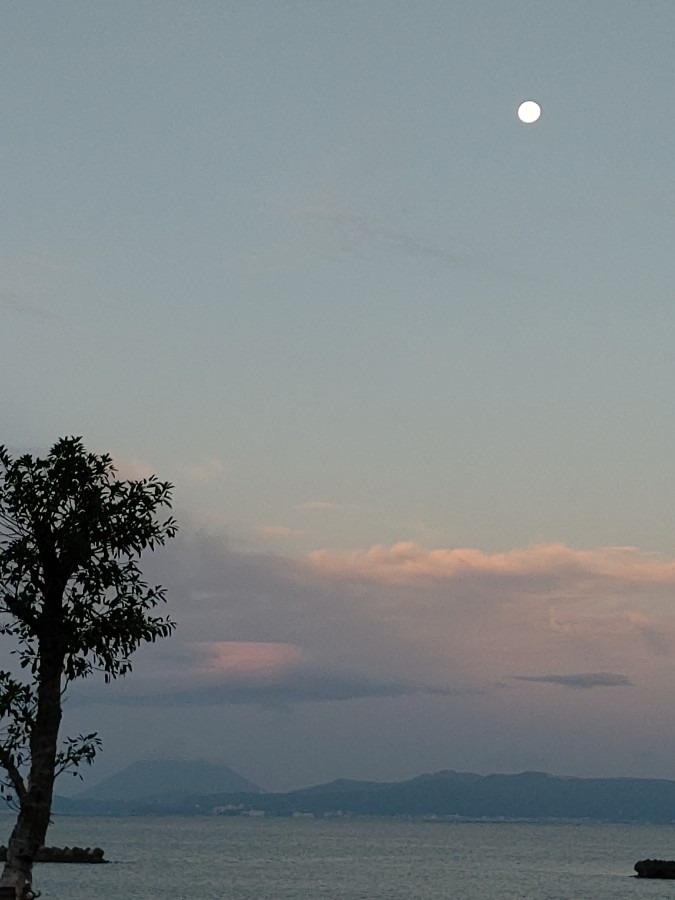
[513,672,633,690]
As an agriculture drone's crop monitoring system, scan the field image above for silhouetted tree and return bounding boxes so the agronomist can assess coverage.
[0,437,176,898]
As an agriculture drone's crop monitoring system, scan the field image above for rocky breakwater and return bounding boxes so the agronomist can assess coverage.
[0,846,106,864]
[635,859,675,878]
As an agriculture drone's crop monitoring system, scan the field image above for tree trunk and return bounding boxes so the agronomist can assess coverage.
[0,643,64,899]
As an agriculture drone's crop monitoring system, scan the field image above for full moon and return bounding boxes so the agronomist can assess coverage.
[517,100,541,123]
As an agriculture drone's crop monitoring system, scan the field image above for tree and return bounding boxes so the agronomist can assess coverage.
[0,437,177,898]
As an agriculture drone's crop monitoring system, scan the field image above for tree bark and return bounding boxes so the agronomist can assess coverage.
[0,641,64,898]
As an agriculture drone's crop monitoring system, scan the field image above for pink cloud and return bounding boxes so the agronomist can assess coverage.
[104,531,675,713]
[193,641,304,675]
[306,542,675,587]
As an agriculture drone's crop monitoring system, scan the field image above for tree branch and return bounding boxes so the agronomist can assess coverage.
[0,746,26,804]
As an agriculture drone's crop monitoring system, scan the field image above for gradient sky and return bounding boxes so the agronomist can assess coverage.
[4,1,675,792]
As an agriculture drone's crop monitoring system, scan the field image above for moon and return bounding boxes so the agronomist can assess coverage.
[517,100,541,124]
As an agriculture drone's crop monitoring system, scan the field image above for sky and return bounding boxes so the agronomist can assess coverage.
[4,0,675,792]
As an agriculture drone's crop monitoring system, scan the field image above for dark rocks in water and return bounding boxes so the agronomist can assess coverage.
[635,859,675,878]
[0,846,106,864]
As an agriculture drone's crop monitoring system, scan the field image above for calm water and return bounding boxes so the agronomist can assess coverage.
[6,815,675,899]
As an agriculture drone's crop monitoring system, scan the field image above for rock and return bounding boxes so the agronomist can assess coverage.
[635,859,675,878]
[0,845,107,864]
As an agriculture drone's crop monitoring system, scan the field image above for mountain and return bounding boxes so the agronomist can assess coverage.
[55,767,675,823]
[74,759,262,804]
[188,770,675,823]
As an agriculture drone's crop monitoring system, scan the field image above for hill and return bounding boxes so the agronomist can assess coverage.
[73,758,262,804]
[55,767,675,823]
[182,770,675,823]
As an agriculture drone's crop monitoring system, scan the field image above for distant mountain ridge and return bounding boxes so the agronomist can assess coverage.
[74,758,262,803]
[265,770,675,823]
[55,766,675,823]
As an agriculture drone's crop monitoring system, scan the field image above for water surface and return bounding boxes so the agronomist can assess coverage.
[8,815,675,899]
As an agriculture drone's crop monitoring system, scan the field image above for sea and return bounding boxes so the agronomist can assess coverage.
[5,815,675,899]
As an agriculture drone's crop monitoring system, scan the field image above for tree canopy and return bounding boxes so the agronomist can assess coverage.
[0,437,177,898]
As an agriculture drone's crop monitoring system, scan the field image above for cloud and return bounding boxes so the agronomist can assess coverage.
[259,191,471,272]
[310,208,462,268]
[307,541,675,588]
[139,669,462,708]
[300,540,675,680]
[55,527,675,788]
[0,289,57,320]
[181,458,226,484]
[548,609,671,655]
[73,528,675,734]
[110,457,157,480]
[58,528,675,788]
[194,641,304,674]
[73,640,467,709]
[513,673,633,690]
[293,501,341,511]
[258,525,305,539]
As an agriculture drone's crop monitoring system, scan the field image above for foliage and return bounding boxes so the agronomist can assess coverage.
[0,436,177,805]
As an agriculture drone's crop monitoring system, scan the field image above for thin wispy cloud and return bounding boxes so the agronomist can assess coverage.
[0,289,57,321]
[307,207,463,268]
[259,191,471,272]
[259,525,305,539]
[513,673,633,690]
[293,500,341,511]
[181,458,226,484]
